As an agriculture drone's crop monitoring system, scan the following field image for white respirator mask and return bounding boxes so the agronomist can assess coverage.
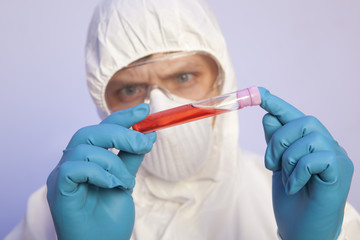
[142,89,213,181]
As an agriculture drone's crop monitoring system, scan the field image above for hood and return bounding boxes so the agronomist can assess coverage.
[85,0,240,183]
[85,0,237,118]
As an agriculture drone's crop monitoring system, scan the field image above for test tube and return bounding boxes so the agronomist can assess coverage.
[132,86,261,133]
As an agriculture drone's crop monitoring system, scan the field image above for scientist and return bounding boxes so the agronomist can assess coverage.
[6,0,360,239]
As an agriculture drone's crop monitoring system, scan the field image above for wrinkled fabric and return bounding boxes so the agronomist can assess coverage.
[86,0,233,119]
[142,89,213,181]
[5,153,360,240]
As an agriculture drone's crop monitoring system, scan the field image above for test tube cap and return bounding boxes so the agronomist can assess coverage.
[237,86,262,108]
[248,86,262,106]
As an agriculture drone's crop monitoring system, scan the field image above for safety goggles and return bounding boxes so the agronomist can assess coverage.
[105,51,223,112]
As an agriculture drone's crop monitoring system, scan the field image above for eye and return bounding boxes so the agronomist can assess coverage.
[120,85,140,96]
[114,84,147,103]
[176,73,194,83]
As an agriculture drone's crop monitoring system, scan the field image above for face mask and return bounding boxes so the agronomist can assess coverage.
[142,89,213,182]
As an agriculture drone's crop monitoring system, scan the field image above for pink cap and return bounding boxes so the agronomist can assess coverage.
[236,86,262,108]
[248,86,262,105]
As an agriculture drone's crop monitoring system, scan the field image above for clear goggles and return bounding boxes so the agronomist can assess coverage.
[105,51,224,112]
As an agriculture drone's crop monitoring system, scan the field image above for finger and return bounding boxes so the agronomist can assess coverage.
[116,131,156,176]
[258,87,305,125]
[262,113,282,144]
[285,151,339,195]
[55,161,133,195]
[281,132,334,187]
[101,103,150,127]
[117,152,144,177]
[66,124,156,154]
[265,116,333,171]
[64,144,136,187]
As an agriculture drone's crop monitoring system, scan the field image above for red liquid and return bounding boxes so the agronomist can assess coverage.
[132,104,228,133]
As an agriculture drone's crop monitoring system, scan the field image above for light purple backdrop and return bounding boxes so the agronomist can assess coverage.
[1,0,359,238]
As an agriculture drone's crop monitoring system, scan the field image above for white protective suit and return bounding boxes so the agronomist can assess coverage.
[6,0,360,239]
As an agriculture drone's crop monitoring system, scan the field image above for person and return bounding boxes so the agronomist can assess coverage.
[5,0,360,239]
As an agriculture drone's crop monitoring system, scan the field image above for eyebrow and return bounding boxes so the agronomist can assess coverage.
[160,59,203,76]
[110,78,149,86]
[110,68,150,84]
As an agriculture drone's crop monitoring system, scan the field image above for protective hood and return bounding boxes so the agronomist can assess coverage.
[85,0,237,118]
[85,0,239,187]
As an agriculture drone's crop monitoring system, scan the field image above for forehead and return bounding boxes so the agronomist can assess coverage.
[109,52,218,83]
[110,52,219,82]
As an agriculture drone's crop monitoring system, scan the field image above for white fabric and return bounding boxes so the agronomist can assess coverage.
[85,0,233,118]
[5,186,57,240]
[5,154,360,240]
[142,89,213,181]
[5,0,360,239]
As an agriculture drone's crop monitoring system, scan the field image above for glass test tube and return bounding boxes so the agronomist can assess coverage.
[132,86,262,133]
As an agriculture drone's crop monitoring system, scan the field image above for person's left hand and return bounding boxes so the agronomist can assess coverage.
[259,87,354,240]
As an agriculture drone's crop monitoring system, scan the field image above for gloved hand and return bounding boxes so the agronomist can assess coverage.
[259,87,354,240]
[47,104,156,240]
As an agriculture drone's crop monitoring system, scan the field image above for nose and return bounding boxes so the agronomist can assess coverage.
[144,86,174,104]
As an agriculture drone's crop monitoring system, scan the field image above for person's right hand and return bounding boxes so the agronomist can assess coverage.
[46,103,156,240]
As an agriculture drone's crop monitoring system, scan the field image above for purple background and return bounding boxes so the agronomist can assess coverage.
[1,0,359,238]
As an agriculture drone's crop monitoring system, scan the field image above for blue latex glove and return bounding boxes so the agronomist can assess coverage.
[259,87,354,240]
[47,104,156,240]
